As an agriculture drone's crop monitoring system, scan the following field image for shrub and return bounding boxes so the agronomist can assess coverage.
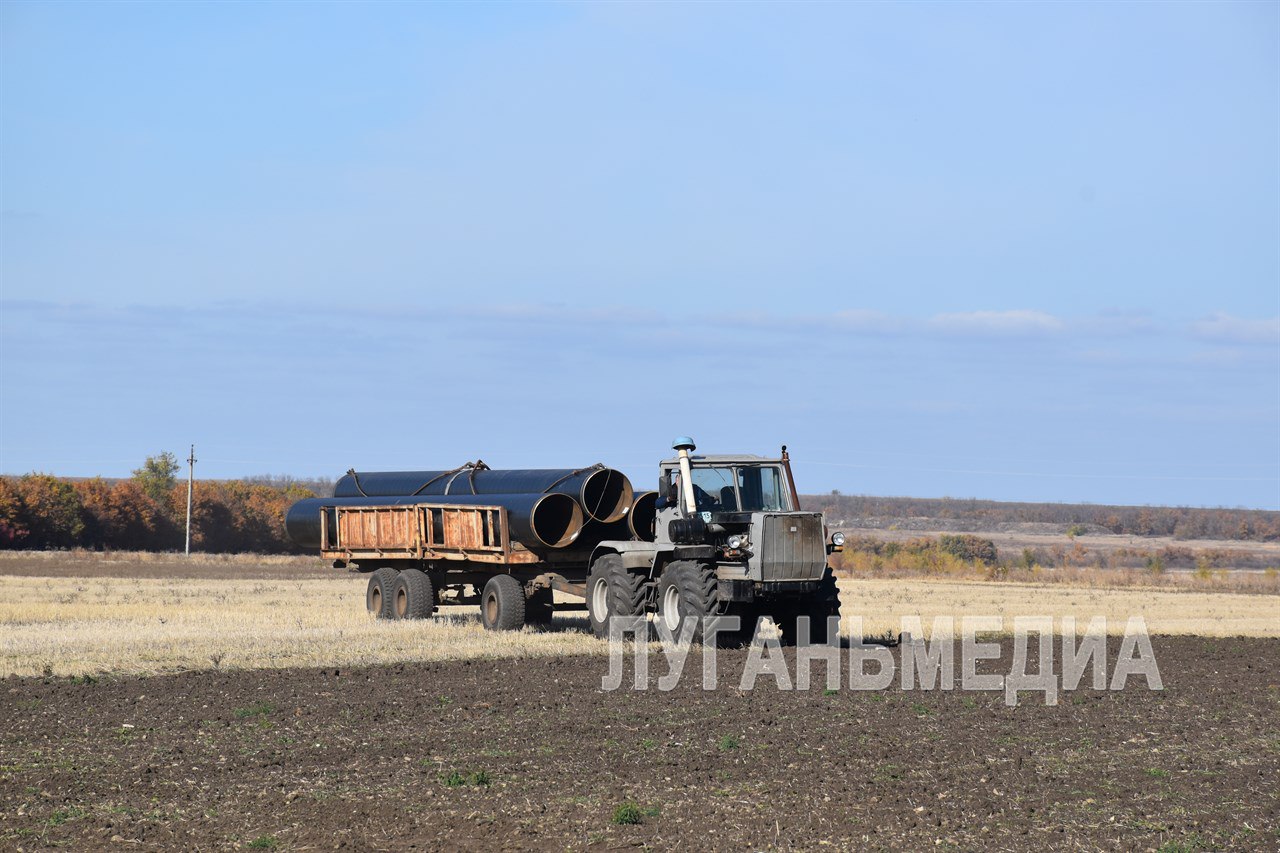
[937,534,998,565]
[612,802,643,825]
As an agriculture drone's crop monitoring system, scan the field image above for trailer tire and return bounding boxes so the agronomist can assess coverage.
[393,569,435,620]
[656,560,721,644]
[480,575,526,631]
[526,587,554,627]
[586,554,646,639]
[366,568,398,620]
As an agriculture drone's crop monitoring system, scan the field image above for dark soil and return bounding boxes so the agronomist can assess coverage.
[2,637,1277,851]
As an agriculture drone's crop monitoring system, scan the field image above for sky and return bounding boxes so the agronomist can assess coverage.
[1,1,1277,509]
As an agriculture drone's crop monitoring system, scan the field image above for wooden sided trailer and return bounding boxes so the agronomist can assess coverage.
[320,502,590,630]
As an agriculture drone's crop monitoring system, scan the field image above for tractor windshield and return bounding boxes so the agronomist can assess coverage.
[686,465,788,512]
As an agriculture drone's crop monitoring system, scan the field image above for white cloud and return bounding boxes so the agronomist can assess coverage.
[1191,313,1280,346]
[926,309,1064,336]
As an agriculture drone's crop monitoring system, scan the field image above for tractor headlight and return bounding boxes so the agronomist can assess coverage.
[726,535,744,550]
[831,532,846,547]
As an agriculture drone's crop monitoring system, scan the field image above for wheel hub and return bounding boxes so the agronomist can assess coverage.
[661,585,682,633]
[590,578,609,622]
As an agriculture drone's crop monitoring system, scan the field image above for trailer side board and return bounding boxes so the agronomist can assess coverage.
[320,504,540,565]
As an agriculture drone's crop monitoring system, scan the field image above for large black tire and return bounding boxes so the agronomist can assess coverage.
[722,602,761,648]
[480,575,526,631]
[778,567,842,645]
[526,586,555,627]
[655,560,722,644]
[366,568,398,620]
[393,569,435,620]
[586,554,647,639]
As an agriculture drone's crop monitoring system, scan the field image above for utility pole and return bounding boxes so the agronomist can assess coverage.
[185,444,196,557]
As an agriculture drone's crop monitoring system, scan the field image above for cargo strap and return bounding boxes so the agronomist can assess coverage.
[544,463,609,518]
[345,468,369,498]
[421,461,488,496]
[344,462,489,498]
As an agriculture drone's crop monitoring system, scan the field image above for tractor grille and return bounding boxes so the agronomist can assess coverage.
[759,513,826,581]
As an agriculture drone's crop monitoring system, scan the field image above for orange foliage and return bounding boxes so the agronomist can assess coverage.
[2,475,313,554]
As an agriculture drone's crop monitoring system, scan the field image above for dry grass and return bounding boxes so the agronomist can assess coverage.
[838,578,1280,639]
[0,575,608,678]
[1,573,1276,678]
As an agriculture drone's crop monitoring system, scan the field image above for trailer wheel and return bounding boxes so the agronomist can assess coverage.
[655,560,721,644]
[366,568,398,619]
[526,586,554,627]
[480,575,526,631]
[778,567,842,645]
[586,554,646,639]
[393,569,435,620]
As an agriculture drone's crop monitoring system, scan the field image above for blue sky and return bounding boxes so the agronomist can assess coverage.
[1,1,1277,508]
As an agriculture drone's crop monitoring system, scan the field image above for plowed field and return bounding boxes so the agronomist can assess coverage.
[4,637,1277,850]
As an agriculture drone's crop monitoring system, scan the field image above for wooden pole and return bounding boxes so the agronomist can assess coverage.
[185,444,196,556]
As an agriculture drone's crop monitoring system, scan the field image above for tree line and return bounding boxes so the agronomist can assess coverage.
[0,453,315,553]
[4,453,1274,553]
[808,493,1280,542]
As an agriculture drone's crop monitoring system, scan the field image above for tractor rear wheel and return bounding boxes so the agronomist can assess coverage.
[778,567,842,645]
[722,602,761,647]
[480,575,526,631]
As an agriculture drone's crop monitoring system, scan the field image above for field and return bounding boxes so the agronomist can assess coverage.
[2,552,1278,849]
[2,552,1278,678]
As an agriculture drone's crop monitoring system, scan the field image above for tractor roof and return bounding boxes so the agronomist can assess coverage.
[659,454,779,466]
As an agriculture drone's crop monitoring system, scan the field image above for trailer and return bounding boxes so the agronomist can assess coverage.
[319,500,583,628]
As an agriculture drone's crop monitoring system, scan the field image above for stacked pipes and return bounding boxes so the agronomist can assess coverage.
[573,491,658,547]
[285,463,641,552]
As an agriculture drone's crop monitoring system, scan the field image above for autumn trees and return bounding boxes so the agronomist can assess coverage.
[0,455,315,553]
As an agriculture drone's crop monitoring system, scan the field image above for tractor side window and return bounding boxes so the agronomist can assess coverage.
[690,467,736,511]
[738,467,785,511]
[659,470,678,506]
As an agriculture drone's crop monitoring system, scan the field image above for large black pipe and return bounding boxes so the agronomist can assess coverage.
[571,491,659,549]
[285,492,583,551]
[629,491,657,542]
[333,466,633,523]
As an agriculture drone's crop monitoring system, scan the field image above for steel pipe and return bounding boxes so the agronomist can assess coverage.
[333,466,633,523]
[628,491,657,542]
[285,492,584,551]
[570,490,658,547]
